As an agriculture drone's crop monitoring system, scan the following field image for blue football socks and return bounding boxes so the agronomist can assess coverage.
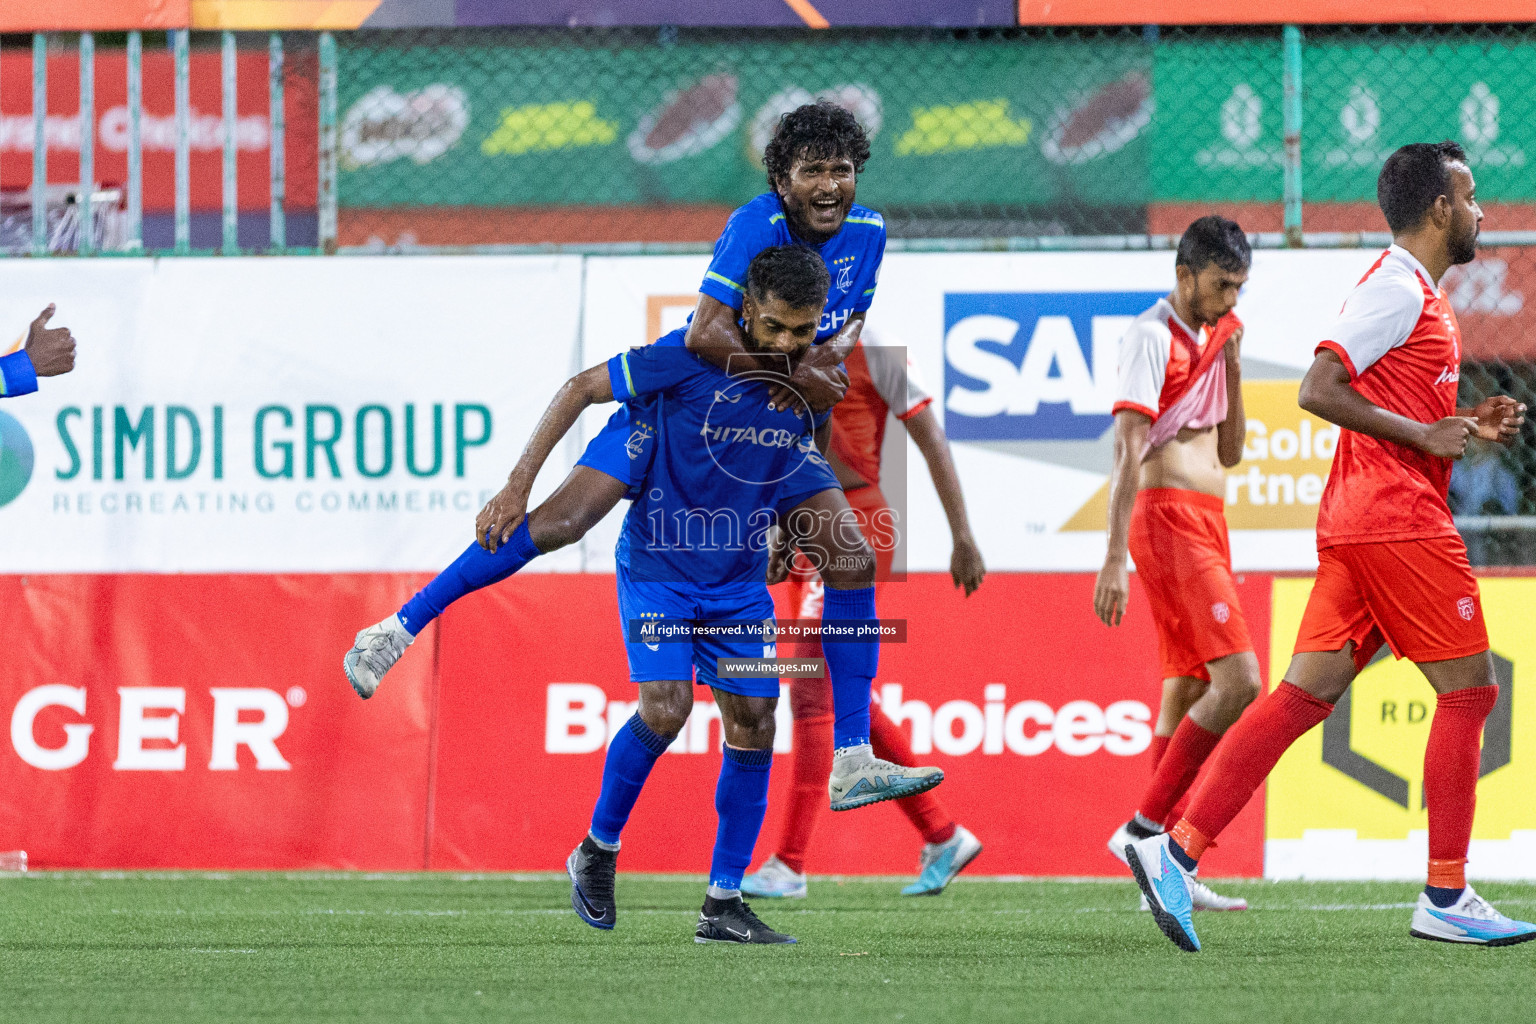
[588,714,674,847]
[709,745,773,895]
[821,585,878,749]
[1425,885,1464,909]
[398,517,542,634]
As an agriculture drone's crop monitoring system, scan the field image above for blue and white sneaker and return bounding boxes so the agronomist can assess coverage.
[902,825,983,896]
[741,855,808,899]
[828,744,944,812]
[1124,833,1200,952]
[1410,885,1536,946]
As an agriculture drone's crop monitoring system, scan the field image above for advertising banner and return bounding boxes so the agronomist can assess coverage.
[583,249,1384,573]
[0,572,434,869]
[1,571,1267,876]
[454,0,1017,27]
[0,51,317,214]
[0,256,584,573]
[1152,38,1536,203]
[1264,577,1536,880]
[336,35,1152,211]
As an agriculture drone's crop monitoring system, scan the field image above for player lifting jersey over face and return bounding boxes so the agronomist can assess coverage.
[1096,216,1260,914]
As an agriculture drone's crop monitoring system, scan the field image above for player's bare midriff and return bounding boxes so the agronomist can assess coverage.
[1138,423,1225,498]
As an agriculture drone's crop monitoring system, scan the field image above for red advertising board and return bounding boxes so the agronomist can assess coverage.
[0,571,1267,877]
[0,51,317,213]
[0,0,189,31]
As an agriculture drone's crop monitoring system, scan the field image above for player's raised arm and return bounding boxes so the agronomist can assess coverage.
[687,294,850,413]
[476,364,614,551]
[903,406,985,596]
[1095,409,1150,627]
[1299,349,1477,458]
[1216,328,1246,468]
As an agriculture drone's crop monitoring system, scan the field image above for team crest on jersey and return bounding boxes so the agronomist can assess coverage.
[1457,596,1476,621]
[831,254,856,292]
[637,611,665,651]
[1212,601,1231,624]
[626,421,655,460]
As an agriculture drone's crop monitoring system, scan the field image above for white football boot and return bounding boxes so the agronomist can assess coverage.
[740,854,809,899]
[828,744,943,811]
[1409,885,1536,946]
[343,613,414,699]
[1110,819,1247,911]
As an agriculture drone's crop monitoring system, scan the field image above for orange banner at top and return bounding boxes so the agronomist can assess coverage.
[2,0,190,31]
[1019,0,1536,23]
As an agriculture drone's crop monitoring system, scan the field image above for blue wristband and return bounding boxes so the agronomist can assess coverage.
[0,350,38,398]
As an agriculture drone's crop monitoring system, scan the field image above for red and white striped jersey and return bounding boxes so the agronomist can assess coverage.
[1114,297,1241,459]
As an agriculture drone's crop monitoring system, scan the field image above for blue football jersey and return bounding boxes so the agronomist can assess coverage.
[698,193,885,340]
[607,330,839,584]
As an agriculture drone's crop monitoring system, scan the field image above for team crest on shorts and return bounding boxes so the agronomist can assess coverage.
[1211,601,1231,624]
[1457,596,1476,621]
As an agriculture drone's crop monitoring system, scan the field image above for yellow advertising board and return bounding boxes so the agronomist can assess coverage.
[1264,576,1536,879]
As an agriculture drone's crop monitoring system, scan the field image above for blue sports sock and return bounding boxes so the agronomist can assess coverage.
[709,745,773,893]
[1425,885,1464,909]
[821,585,877,749]
[589,714,672,846]
[398,517,542,634]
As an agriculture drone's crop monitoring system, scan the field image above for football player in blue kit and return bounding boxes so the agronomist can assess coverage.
[489,247,938,943]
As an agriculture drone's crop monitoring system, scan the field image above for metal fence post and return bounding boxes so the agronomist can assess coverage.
[269,33,285,251]
[1282,25,1304,248]
[79,32,95,255]
[31,33,47,256]
[127,31,143,251]
[318,31,337,254]
[223,31,238,255]
[174,28,190,254]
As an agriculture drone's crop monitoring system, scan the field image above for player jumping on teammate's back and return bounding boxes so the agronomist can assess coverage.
[743,329,986,899]
[1095,216,1259,913]
[343,102,877,706]
[1128,142,1534,952]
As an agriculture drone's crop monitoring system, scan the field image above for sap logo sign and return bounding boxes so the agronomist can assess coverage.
[943,291,1163,440]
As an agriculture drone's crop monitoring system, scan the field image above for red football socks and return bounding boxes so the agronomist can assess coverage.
[1137,716,1222,826]
[773,713,833,875]
[872,706,956,845]
[1424,684,1498,884]
[1149,733,1171,770]
[1177,682,1335,860]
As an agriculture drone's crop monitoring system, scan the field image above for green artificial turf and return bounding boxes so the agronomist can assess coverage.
[0,873,1531,1023]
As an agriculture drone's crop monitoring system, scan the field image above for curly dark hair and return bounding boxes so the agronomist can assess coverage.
[763,101,871,190]
[747,245,831,311]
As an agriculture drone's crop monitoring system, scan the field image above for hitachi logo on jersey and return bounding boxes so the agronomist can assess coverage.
[698,423,805,448]
[818,307,852,334]
[1435,366,1461,386]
